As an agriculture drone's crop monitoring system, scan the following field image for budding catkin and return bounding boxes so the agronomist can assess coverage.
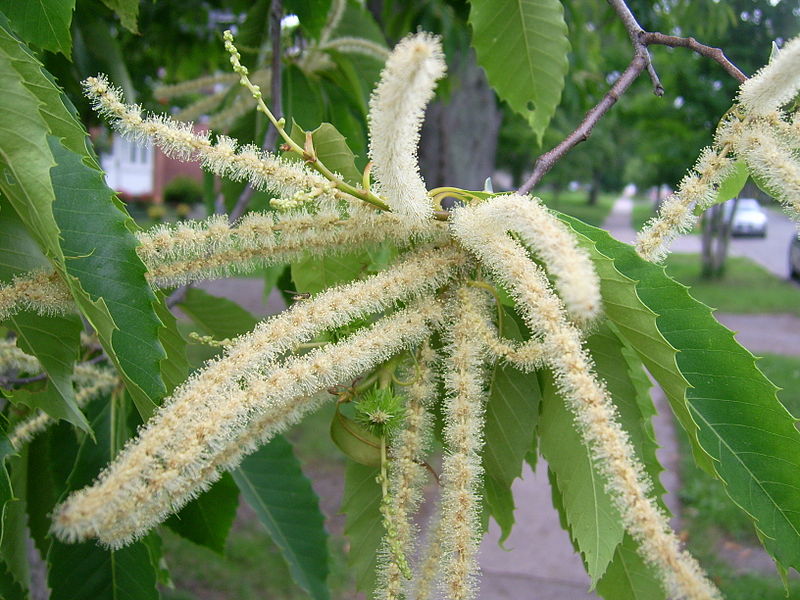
[436,287,489,600]
[376,342,437,600]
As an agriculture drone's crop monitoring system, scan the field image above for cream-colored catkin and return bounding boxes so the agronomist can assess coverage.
[0,338,41,375]
[9,366,118,449]
[0,271,73,322]
[728,118,800,220]
[435,286,489,600]
[82,75,333,202]
[636,146,735,262]
[368,33,446,223]
[451,205,721,600]
[52,298,444,547]
[321,37,390,62]
[463,194,601,326]
[376,342,437,600]
[738,36,800,116]
[137,206,448,287]
[467,284,546,371]
[153,72,240,101]
[413,509,445,600]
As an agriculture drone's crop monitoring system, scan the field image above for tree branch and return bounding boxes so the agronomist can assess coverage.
[518,54,647,195]
[517,0,748,195]
[641,31,747,83]
[607,0,663,95]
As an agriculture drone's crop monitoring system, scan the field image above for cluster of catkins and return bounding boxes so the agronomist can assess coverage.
[12,27,798,600]
[637,37,800,262]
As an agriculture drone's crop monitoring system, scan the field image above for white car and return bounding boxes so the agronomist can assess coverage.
[723,198,768,237]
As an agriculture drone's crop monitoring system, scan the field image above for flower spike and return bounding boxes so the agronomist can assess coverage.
[368,33,446,223]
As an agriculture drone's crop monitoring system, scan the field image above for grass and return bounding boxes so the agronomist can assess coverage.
[677,352,800,597]
[664,253,800,316]
[538,190,616,227]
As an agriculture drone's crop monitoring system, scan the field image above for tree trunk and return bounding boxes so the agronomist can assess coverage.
[418,49,501,192]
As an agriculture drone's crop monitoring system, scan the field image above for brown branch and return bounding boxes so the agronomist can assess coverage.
[518,55,647,195]
[516,0,748,195]
[641,31,747,83]
[607,0,663,95]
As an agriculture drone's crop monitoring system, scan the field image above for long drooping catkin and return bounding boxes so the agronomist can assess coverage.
[452,203,721,600]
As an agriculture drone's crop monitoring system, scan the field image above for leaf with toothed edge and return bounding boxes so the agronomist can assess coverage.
[561,214,800,576]
[468,0,570,144]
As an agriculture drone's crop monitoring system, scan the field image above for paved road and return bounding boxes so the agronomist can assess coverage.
[609,196,799,280]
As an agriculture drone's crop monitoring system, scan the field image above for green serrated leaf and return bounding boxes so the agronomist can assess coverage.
[0,560,26,600]
[98,0,140,33]
[468,0,570,143]
[341,459,382,596]
[0,0,75,57]
[563,215,800,574]
[481,306,540,542]
[596,533,666,600]
[694,159,748,216]
[166,473,239,555]
[48,393,160,600]
[483,306,540,486]
[153,293,190,395]
[49,137,167,418]
[539,367,623,584]
[5,312,88,432]
[283,64,325,131]
[556,213,712,473]
[0,426,13,548]
[483,474,515,545]
[1,452,30,593]
[233,436,329,600]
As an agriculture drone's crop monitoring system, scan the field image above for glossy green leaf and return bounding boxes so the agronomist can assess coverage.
[289,120,362,185]
[98,0,140,33]
[283,65,325,131]
[596,533,666,600]
[1,453,29,594]
[233,437,329,600]
[0,23,62,256]
[468,0,570,143]
[48,394,159,600]
[558,213,711,472]
[50,138,167,418]
[0,561,26,600]
[291,250,371,295]
[341,459,382,595]
[481,306,540,542]
[153,293,190,395]
[541,322,667,585]
[0,0,75,57]
[178,288,259,341]
[0,425,13,548]
[539,368,623,584]
[563,215,800,575]
[166,473,239,555]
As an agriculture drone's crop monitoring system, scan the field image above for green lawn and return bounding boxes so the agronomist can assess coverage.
[677,352,800,597]
[538,190,616,227]
[664,253,800,316]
